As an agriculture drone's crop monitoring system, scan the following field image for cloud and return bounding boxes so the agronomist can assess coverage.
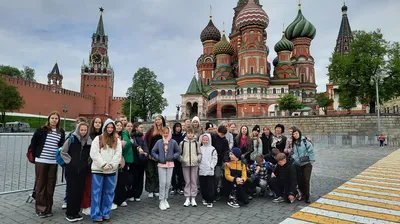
[0,0,399,117]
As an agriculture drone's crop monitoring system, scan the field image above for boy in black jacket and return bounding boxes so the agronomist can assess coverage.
[211,125,230,200]
[269,153,297,203]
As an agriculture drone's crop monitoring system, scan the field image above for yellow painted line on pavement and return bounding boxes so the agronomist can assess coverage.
[323,194,400,211]
[354,175,400,184]
[350,179,400,189]
[327,191,400,206]
[366,168,400,174]
[334,188,400,201]
[291,211,355,224]
[342,183,400,195]
[359,171,400,179]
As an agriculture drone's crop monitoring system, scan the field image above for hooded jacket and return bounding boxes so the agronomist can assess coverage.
[198,134,217,176]
[151,138,181,164]
[292,137,315,167]
[179,136,201,167]
[90,119,122,174]
[61,122,91,174]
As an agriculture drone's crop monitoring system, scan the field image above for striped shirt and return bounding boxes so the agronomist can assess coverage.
[35,129,61,164]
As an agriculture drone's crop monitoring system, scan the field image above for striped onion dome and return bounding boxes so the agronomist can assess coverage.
[235,0,269,30]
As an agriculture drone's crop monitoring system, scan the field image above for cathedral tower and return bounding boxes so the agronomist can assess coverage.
[47,62,63,93]
[335,3,353,54]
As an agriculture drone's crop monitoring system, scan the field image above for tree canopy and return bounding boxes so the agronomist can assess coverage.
[0,77,25,124]
[315,93,334,115]
[277,94,303,116]
[123,67,168,121]
[0,65,36,81]
[328,29,400,113]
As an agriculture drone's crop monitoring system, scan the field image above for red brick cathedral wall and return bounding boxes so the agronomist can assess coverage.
[2,75,95,118]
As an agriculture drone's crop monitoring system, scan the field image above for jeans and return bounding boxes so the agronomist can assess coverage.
[158,167,173,200]
[90,174,116,221]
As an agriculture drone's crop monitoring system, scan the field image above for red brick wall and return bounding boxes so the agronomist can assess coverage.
[110,97,126,119]
[2,75,95,118]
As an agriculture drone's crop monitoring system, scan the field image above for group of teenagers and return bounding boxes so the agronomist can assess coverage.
[29,111,315,223]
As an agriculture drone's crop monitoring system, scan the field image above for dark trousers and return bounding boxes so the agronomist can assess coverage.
[225,182,249,205]
[81,171,92,208]
[145,160,159,193]
[66,169,87,216]
[296,163,312,198]
[171,160,185,191]
[114,167,128,205]
[380,140,385,146]
[269,177,292,199]
[35,162,58,214]
[199,176,215,203]
[128,163,145,199]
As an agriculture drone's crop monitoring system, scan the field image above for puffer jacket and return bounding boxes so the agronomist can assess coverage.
[292,137,316,167]
[179,137,201,167]
[198,134,217,176]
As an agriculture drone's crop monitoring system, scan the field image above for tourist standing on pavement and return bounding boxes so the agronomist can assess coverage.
[260,126,273,158]
[198,134,217,208]
[144,115,167,198]
[271,124,287,153]
[129,122,149,201]
[291,128,315,204]
[31,111,65,218]
[191,116,203,141]
[250,125,263,163]
[171,123,185,195]
[80,117,103,216]
[180,128,201,207]
[211,125,230,199]
[234,125,253,165]
[90,119,122,222]
[61,122,91,222]
[378,133,386,147]
[221,121,234,149]
[229,123,238,139]
[151,127,181,210]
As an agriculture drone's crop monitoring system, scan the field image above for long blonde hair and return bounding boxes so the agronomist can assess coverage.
[100,122,118,150]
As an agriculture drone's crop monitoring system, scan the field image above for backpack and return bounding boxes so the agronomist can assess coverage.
[56,135,74,167]
[181,141,199,155]
[26,144,35,164]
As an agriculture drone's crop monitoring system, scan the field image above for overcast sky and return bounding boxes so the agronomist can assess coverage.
[0,0,399,116]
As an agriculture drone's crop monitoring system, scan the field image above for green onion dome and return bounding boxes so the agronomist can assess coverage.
[235,0,269,30]
[285,4,316,40]
[213,33,235,56]
[274,32,294,52]
[200,18,221,42]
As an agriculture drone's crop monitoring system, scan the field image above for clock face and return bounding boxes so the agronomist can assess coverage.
[91,53,102,63]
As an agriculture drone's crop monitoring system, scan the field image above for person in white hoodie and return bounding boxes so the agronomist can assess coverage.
[89,119,122,223]
[198,134,218,208]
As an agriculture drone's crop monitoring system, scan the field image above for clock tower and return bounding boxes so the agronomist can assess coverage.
[80,7,115,116]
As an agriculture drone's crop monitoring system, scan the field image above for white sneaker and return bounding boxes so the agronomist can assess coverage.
[135,198,141,202]
[164,199,170,209]
[120,201,128,207]
[183,197,191,207]
[207,203,213,208]
[202,199,207,205]
[111,203,118,210]
[81,207,90,216]
[191,198,197,207]
[128,197,135,202]
[159,200,167,210]
[154,192,159,197]
[62,203,67,209]
[148,193,154,198]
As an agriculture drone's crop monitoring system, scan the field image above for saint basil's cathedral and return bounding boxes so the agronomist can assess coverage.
[181,0,317,119]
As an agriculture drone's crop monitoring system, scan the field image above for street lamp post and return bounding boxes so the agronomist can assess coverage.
[176,104,180,121]
[62,104,68,130]
[374,76,381,134]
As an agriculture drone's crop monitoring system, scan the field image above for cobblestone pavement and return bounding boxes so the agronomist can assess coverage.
[0,145,396,224]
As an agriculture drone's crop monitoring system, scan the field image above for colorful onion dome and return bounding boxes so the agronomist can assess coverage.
[200,17,221,42]
[274,32,294,52]
[213,32,235,55]
[285,4,316,40]
[235,0,269,30]
[273,57,278,67]
[237,0,260,8]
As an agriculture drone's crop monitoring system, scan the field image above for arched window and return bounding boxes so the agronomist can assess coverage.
[250,31,255,43]
[207,79,210,85]
[236,89,240,95]
[250,67,254,74]
[281,88,284,94]
[247,88,252,94]
[290,91,294,95]
[253,88,257,94]
[309,92,313,96]
[227,90,233,96]
[221,90,226,96]
[273,88,276,94]
[296,90,300,96]
[302,90,306,98]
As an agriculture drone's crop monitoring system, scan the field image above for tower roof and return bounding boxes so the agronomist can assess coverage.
[285,4,316,40]
[50,62,61,75]
[200,18,221,42]
[95,8,105,36]
[185,76,202,95]
[274,31,294,52]
[335,3,353,53]
[235,0,269,30]
[213,31,235,56]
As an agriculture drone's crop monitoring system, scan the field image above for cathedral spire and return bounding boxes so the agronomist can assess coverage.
[335,2,352,54]
[96,7,105,36]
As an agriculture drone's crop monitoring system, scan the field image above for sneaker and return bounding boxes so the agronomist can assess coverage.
[111,203,118,210]
[207,203,213,208]
[75,214,83,221]
[191,198,197,207]
[248,195,253,200]
[148,192,154,198]
[178,189,184,195]
[46,212,53,217]
[159,200,167,211]
[183,197,191,207]
[268,190,275,197]
[66,215,83,222]
[128,197,135,202]
[202,199,207,205]
[154,192,160,197]
[171,190,176,195]
[37,212,47,218]
[305,196,311,204]
[62,203,67,209]
[227,199,240,208]
[164,199,170,209]
[135,198,141,202]
[273,197,284,203]
[259,191,265,197]
[120,202,128,207]
[81,207,90,216]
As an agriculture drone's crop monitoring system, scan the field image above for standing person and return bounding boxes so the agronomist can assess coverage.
[221,121,234,149]
[271,124,287,153]
[61,122,91,222]
[180,128,201,207]
[229,123,238,139]
[234,126,253,165]
[378,133,386,147]
[31,111,65,218]
[129,122,149,202]
[144,115,166,198]
[90,119,122,222]
[291,128,315,204]
[151,127,181,211]
[225,148,249,208]
[198,134,217,208]
[191,116,203,140]
[123,122,137,203]
[250,125,263,163]
[211,125,230,200]
[171,123,185,195]
[182,119,191,134]
[81,117,103,216]
[204,122,214,135]
[117,115,128,126]
[260,126,273,158]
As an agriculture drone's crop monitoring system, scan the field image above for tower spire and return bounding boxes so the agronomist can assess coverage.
[210,5,212,19]
[96,7,105,36]
[335,3,352,54]
[298,0,301,9]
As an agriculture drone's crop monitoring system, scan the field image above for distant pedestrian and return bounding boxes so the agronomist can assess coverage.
[378,133,386,147]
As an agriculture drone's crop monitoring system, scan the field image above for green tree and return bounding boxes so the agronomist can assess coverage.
[315,93,334,115]
[336,87,357,113]
[0,65,22,78]
[125,67,168,121]
[328,29,400,113]
[277,94,303,116]
[0,77,25,124]
[21,65,35,81]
